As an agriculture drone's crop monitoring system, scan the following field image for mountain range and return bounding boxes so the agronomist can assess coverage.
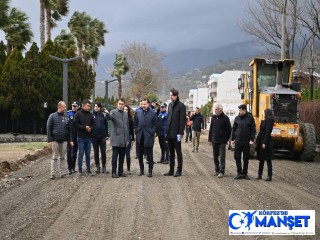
[95,40,266,80]
[94,40,267,97]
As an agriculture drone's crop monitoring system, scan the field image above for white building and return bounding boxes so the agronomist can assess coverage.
[208,73,220,100]
[186,87,209,111]
[208,70,248,122]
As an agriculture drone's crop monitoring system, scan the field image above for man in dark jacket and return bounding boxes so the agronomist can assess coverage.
[92,102,109,174]
[47,101,73,179]
[164,88,186,177]
[231,104,256,180]
[157,103,169,164]
[74,100,95,176]
[134,99,158,177]
[190,107,204,152]
[66,101,80,175]
[208,103,231,178]
[105,99,129,178]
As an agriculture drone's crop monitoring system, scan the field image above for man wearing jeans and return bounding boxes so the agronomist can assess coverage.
[47,101,73,179]
[104,99,129,178]
[208,103,231,178]
[74,100,95,176]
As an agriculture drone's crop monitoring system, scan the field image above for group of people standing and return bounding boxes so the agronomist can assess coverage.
[208,103,274,181]
[47,88,187,179]
[47,89,274,181]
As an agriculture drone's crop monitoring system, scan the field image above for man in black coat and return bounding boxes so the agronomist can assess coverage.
[164,88,186,177]
[190,107,204,152]
[208,103,231,178]
[231,104,256,180]
[134,99,158,177]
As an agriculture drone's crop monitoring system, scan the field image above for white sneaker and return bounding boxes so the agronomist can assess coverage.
[218,173,224,178]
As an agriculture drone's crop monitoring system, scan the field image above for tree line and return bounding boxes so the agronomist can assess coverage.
[0,40,95,134]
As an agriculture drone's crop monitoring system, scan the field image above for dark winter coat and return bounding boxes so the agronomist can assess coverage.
[92,111,109,138]
[128,117,135,141]
[166,97,186,139]
[74,109,95,139]
[231,112,256,145]
[157,111,168,136]
[190,113,204,131]
[134,108,158,148]
[67,110,78,140]
[47,112,71,143]
[208,112,231,144]
[257,117,275,160]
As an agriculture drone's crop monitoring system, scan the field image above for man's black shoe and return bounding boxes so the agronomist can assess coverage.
[234,174,242,180]
[265,176,272,181]
[112,173,119,178]
[164,172,173,176]
[148,171,152,177]
[119,173,127,177]
[68,169,72,175]
[174,172,181,177]
[138,172,144,176]
[243,175,250,180]
[161,161,169,164]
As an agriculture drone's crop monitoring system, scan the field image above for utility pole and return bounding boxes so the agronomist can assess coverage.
[103,79,117,109]
[49,55,82,106]
[308,37,316,100]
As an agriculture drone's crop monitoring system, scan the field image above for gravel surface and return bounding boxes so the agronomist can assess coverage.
[0,133,319,240]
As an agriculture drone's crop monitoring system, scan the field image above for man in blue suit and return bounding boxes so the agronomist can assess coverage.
[134,99,158,177]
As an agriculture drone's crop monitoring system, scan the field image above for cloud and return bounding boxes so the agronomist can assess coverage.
[6,0,251,53]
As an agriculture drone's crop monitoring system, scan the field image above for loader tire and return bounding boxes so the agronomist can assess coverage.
[299,123,316,162]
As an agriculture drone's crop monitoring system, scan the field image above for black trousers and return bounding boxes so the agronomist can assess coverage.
[92,137,107,168]
[234,143,250,175]
[158,135,169,161]
[258,159,272,176]
[112,146,126,176]
[168,137,183,173]
[138,134,154,173]
[67,138,78,170]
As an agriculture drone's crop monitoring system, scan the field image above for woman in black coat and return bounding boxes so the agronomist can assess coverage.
[256,109,274,181]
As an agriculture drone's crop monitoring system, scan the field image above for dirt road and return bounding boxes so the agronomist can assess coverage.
[0,133,319,240]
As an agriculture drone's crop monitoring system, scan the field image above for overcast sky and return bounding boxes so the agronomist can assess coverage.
[8,0,253,54]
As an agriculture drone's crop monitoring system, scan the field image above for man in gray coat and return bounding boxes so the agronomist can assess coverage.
[105,99,129,178]
[134,99,158,177]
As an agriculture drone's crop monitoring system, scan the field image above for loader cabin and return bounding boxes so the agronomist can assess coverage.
[238,58,301,128]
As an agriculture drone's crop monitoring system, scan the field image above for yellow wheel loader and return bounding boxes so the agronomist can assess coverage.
[237,58,316,161]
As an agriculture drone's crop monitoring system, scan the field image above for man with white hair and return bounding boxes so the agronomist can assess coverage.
[208,103,231,178]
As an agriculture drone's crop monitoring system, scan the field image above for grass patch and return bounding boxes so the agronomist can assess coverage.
[0,142,48,151]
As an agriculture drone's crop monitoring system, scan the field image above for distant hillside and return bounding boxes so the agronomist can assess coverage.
[94,41,268,98]
[162,40,265,74]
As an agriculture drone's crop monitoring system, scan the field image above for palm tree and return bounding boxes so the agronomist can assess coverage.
[40,0,45,49]
[68,11,91,56]
[54,29,76,50]
[0,0,10,29]
[84,18,107,65]
[111,53,130,99]
[3,8,33,54]
[45,0,69,41]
